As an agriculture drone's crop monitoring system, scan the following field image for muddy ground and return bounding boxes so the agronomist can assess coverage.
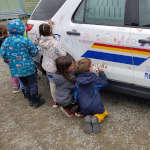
[0,57,150,150]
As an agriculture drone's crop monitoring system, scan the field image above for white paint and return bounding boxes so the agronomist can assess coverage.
[27,0,150,89]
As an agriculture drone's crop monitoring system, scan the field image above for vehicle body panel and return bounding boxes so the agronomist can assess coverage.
[27,0,150,98]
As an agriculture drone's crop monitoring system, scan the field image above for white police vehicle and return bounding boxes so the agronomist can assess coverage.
[27,0,150,99]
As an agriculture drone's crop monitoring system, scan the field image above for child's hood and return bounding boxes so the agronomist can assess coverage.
[76,72,97,85]
[39,36,55,50]
[7,19,25,36]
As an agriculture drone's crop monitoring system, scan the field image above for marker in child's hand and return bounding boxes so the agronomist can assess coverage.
[33,40,39,44]
[102,62,108,69]
[98,66,103,72]
[36,37,40,41]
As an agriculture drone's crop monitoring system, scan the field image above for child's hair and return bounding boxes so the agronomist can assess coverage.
[0,24,8,37]
[56,55,75,83]
[76,58,91,74]
[39,23,53,37]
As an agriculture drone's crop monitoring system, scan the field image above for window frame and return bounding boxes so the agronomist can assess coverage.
[72,0,139,28]
[138,0,150,29]
[31,0,67,21]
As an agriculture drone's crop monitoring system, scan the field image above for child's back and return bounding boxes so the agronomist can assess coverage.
[0,19,37,77]
[53,56,79,117]
[53,73,74,105]
[39,24,66,73]
[76,71,107,116]
[75,58,108,116]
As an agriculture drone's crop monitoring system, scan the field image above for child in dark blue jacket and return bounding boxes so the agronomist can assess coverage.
[75,58,108,134]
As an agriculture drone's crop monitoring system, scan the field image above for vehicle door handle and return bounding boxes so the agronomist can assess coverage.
[138,39,150,44]
[66,31,80,36]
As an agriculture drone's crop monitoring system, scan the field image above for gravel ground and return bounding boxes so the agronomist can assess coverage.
[0,57,150,150]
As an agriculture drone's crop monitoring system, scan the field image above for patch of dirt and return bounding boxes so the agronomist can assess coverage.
[0,58,150,150]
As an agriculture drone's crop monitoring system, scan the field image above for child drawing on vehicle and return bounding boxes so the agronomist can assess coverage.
[0,23,22,94]
[53,55,80,117]
[0,19,44,108]
[38,23,66,107]
[75,58,108,134]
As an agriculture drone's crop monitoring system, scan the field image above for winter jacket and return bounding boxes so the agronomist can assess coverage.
[53,73,75,105]
[39,36,66,73]
[0,19,38,77]
[74,71,108,116]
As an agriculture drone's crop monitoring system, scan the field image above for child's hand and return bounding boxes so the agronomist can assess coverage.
[98,66,103,72]
[98,62,108,72]
[33,40,39,44]
[48,19,54,25]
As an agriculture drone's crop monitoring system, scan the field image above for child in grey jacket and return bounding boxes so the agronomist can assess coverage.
[53,55,79,117]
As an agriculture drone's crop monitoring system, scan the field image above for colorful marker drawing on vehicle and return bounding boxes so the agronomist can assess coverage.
[145,73,150,80]
[82,43,150,66]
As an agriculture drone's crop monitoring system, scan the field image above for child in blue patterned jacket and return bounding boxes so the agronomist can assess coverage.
[0,19,44,108]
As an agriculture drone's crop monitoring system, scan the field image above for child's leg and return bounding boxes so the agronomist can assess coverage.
[20,74,44,108]
[49,80,56,102]
[94,109,108,123]
[18,78,24,90]
[28,73,44,108]
[46,72,57,106]
[11,77,19,93]
[19,76,30,99]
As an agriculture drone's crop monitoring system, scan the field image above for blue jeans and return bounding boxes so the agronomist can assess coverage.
[19,73,39,101]
[46,72,54,81]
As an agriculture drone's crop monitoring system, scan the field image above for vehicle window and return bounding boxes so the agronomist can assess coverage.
[85,0,126,25]
[124,0,139,26]
[139,0,150,27]
[73,0,126,26]
[73,0,85,23]
[31,0,67,20]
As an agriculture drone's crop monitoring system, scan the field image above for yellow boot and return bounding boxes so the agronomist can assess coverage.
[94,109,108,123]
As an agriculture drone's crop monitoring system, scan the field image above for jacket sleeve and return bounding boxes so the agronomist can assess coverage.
[95,71,108,87]
[26,38,38,57]
[54,40,67,56]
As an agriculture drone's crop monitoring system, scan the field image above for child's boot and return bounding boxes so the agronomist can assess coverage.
[52,101,58,108]
[60,107,74,117]
[30,95,45,108]
[12,77,20,94]
[94,109,109,123]
[84,115,93,134]
[91,116,100,134]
